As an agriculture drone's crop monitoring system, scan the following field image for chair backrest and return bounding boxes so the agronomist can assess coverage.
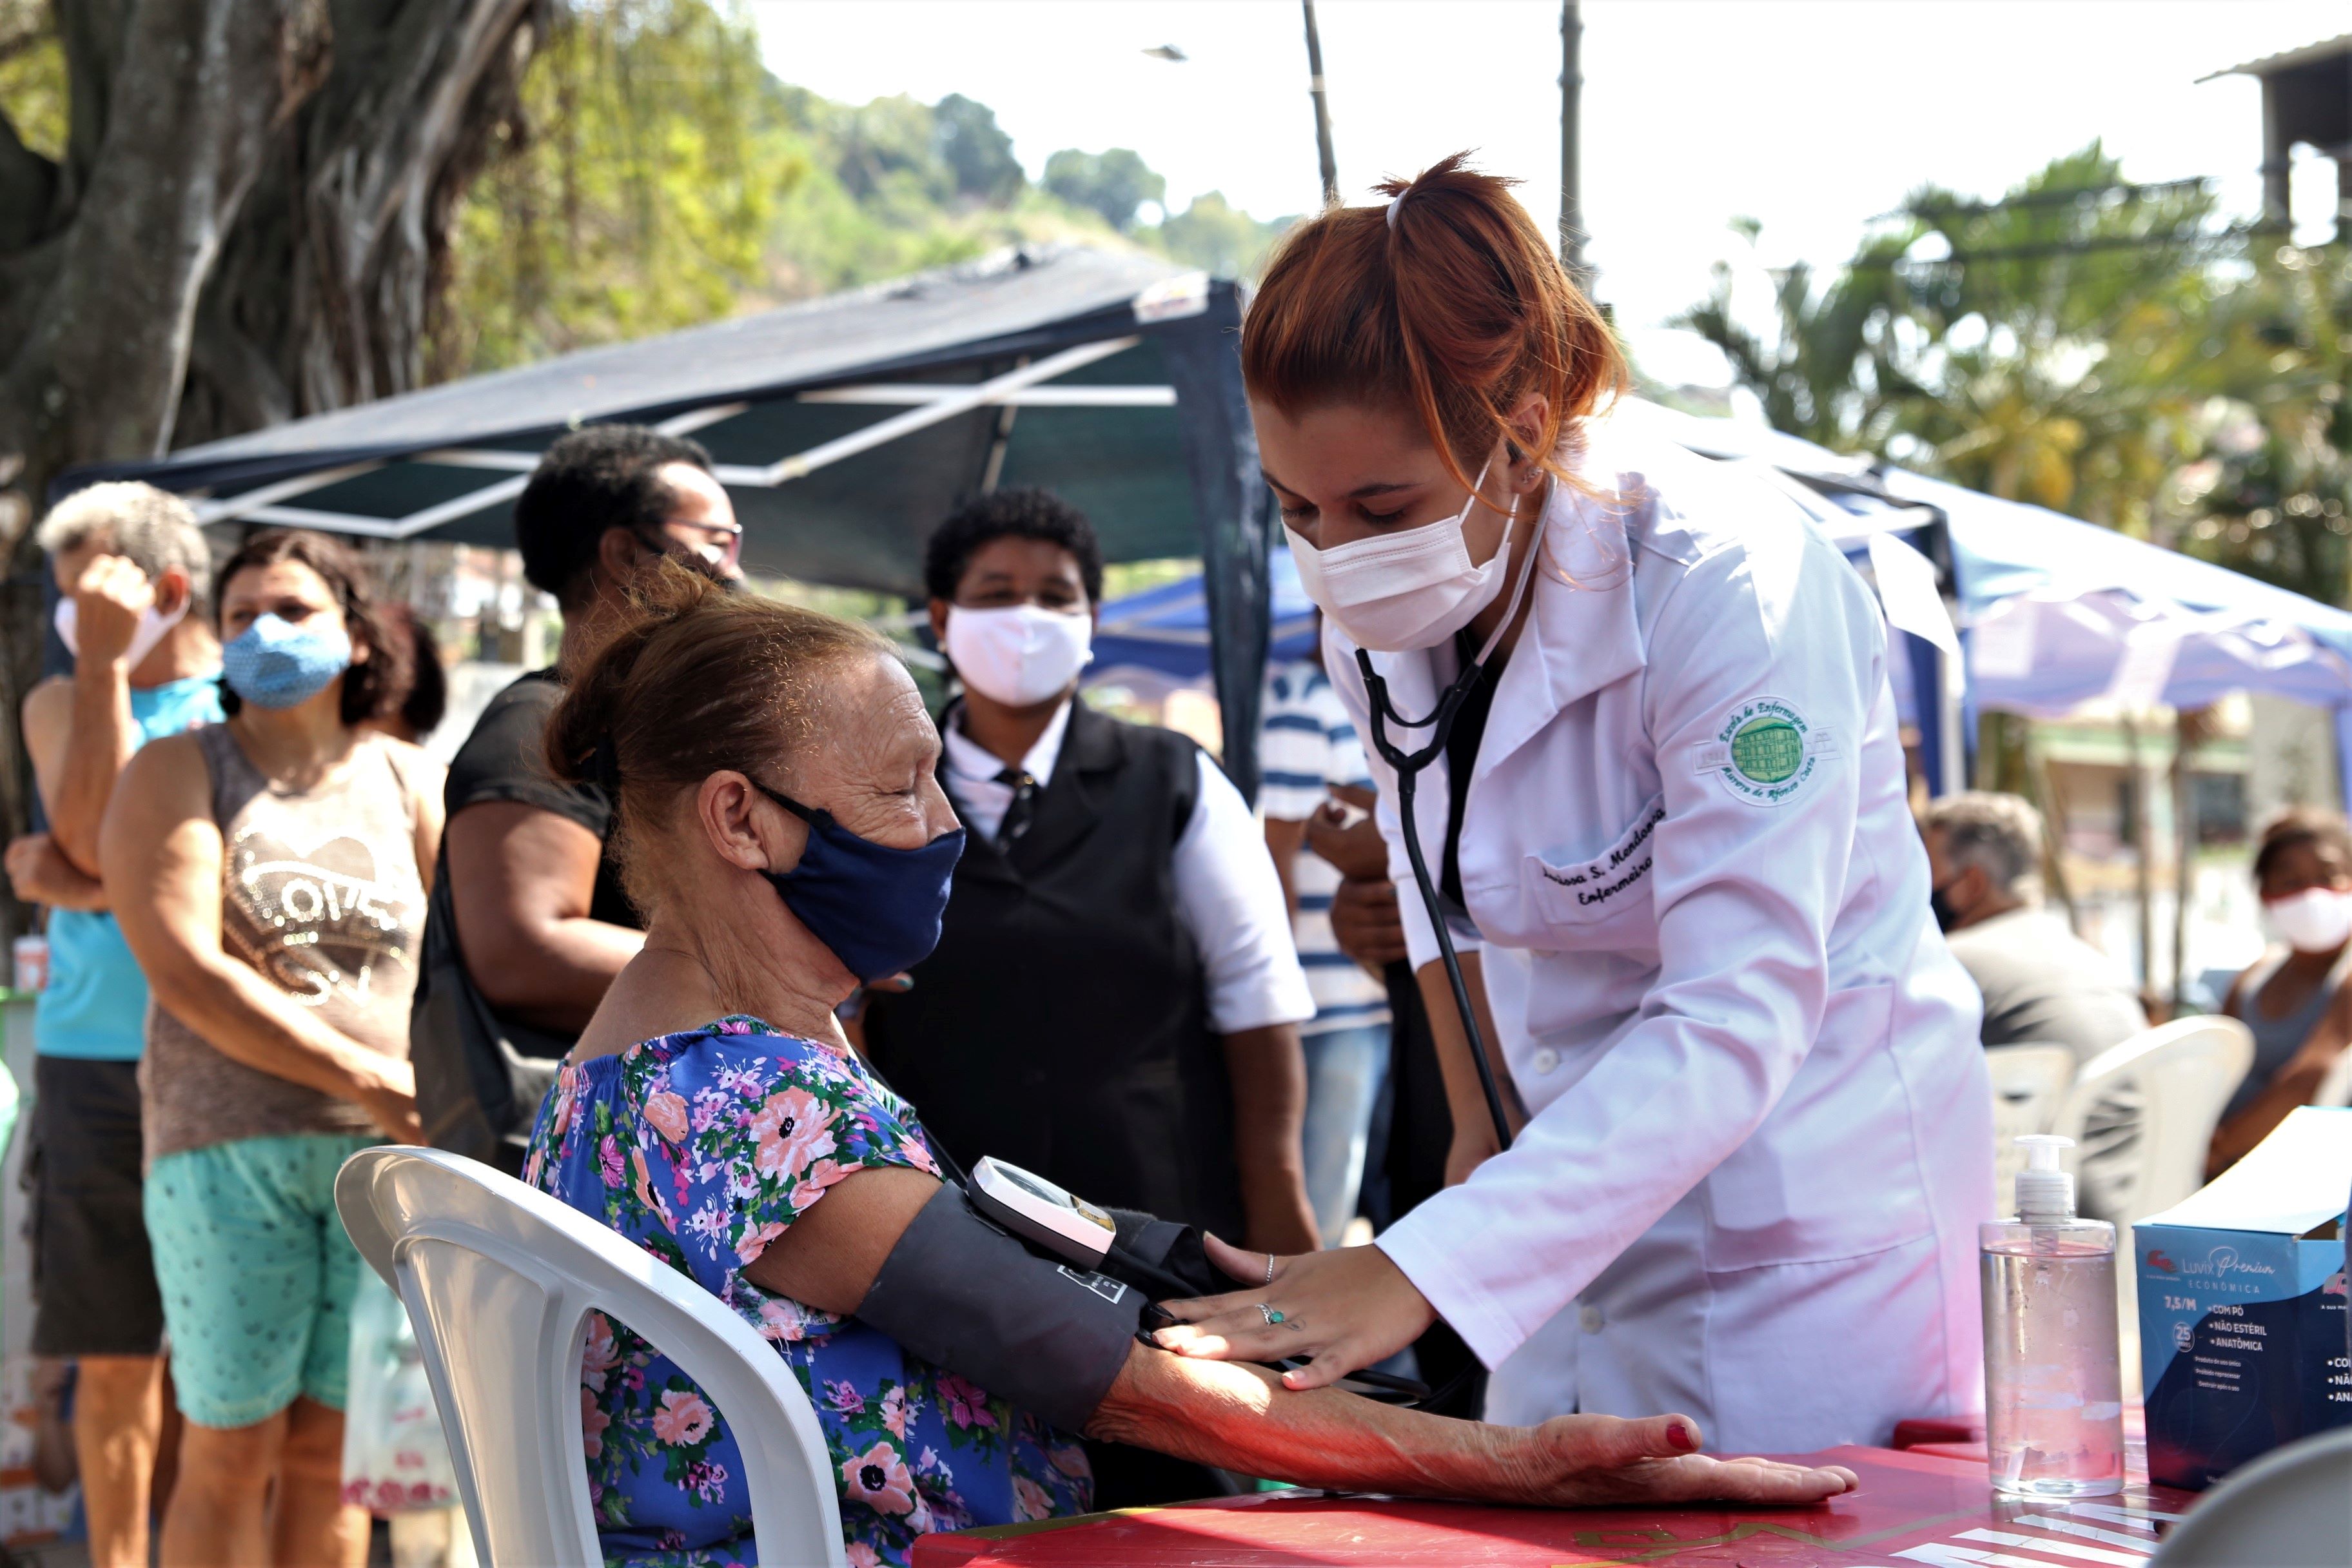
[2150,1425,2352,1566]
[335,1146,845,1568]
[2050,1016,2255,1223]
[1984,1044,2077,1202]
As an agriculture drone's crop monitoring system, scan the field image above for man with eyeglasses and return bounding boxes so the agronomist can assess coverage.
[411,426,743,1169]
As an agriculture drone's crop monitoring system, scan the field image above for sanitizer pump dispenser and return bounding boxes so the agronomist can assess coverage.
[1979,1133,2126,1496]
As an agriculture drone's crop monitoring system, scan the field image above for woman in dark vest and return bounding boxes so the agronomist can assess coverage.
[858,491,1318,1502]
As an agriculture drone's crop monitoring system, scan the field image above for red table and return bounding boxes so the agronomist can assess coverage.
[911,1447,2194,1567]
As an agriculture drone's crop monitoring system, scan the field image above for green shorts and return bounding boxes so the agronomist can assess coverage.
[145,1132,379,1430]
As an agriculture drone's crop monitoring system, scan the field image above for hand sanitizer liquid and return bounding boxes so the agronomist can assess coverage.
[1980,1133,2125,1497]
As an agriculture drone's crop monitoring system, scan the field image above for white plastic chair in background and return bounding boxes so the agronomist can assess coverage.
[335,1146,847,1568]
[2050,1016,2255,1223]
[1984,1044,2077,1204]
[2149,1425,2352,1566]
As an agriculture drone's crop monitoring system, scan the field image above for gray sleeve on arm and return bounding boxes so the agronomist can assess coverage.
[855,1184,1140,1433]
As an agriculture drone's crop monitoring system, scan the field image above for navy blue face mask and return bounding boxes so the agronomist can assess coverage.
[750,779,965,983]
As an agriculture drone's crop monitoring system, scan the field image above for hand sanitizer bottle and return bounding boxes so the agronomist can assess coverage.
[1981,1133,2124,1496]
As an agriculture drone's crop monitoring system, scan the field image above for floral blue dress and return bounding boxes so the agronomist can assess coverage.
[524,1017,1094,1568]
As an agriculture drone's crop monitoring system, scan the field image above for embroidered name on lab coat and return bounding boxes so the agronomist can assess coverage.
[1534,796,1665,910]
[1691,696,1842,808]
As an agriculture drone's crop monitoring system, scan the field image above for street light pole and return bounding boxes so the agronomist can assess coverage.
[1560,1,1585,280]
[1302,1,1340,207]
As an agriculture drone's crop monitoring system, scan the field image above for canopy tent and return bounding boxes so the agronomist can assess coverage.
[71,246,1280,795]
[1091,397,2352,810]
[1093,547,1319,680]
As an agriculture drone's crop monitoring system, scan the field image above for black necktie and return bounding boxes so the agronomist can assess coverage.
[994,767,1039,849]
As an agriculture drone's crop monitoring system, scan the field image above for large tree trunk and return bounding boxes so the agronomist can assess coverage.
[0,0,542,948]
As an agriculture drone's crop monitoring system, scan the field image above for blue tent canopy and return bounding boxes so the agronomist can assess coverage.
[1093,547,1318,678]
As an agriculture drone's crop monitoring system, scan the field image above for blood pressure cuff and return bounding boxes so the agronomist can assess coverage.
[1102,1208,1224,1300]
[856,1183,1139,1433]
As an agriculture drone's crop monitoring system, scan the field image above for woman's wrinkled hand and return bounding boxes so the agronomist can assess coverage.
[1502,1413,1859,1508]
[1152,1233,1435,1391]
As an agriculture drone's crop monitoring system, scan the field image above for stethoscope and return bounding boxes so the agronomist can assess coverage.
[1350,493,1548,1155]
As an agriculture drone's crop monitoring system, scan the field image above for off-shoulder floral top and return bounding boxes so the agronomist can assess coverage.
[524,1017,1093,1568]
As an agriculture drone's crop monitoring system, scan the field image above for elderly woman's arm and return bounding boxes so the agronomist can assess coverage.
[749,1166,1856,1507]
[100,736,422,1142]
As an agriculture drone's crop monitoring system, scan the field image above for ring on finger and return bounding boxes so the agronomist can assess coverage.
[1256,1302,1286,1326]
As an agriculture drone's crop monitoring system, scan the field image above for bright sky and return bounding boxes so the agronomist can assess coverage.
[752,2,2349,387]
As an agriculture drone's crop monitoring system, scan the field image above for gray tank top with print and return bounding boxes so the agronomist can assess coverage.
[142,724,426,1162]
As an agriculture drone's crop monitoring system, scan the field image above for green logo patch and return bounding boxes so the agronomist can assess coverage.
[1690,696,1842,807]
[1729,718,1805,785]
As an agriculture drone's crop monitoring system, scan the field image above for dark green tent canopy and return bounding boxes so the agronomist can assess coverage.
[76,246,1277,792]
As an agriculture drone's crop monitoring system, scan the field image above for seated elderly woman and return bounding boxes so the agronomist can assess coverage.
[525,567,1857,1568]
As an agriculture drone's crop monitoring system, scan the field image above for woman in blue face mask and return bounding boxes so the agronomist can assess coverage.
[518,565,1856,1568]
[100,529,443,1568]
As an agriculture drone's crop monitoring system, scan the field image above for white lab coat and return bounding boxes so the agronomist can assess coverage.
[1329,420,1994,1453]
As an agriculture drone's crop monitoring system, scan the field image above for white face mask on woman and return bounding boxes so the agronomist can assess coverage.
[54,594,187,671]
[2262,886,2352,954]
[945,603,1093,707]
[1286,456,1516,652]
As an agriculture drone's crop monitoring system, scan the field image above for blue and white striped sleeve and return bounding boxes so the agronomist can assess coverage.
[1259,668,1334,821]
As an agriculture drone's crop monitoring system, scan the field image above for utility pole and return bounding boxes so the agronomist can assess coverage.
[1302,1,1340,207]
[1560,2,1585,280]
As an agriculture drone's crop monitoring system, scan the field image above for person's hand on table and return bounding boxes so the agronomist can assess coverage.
[1505,1415,1858,1507]
[1153,1233,1435,1391]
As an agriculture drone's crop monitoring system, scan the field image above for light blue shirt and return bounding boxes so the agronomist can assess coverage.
[35,674,223,1060]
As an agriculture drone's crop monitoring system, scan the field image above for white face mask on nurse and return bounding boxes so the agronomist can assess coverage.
[1254,397,1551,654]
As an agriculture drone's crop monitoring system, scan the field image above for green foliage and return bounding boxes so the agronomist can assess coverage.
[1042,147,1165,232]
[424,0,1293,378]
[0,0,65,161]
[434,0,799,377]
[2168,245,2352,602]
[1677,143,2352,603]
[1151,191,1298,280]
[933,93,1022,206]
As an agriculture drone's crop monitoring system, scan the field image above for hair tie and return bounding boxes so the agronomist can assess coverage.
[1386,190,1408,230]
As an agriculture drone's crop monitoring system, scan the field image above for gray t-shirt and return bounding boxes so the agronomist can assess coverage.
[1947,906,2147,1224]
[1945,907,2146,1064]
[143,723,426,1162]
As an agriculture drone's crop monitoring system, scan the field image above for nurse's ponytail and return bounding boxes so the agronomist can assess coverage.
[1242,153,1624,491]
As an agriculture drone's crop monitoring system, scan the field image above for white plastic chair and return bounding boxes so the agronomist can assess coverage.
[2150,1425,2352,1566]
[2050,1016,2255,1222]
[1984,1044,2077,1202]
[335,1146,846,1568]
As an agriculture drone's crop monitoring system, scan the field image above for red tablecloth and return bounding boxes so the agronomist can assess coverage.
[911,1446,2193,1567]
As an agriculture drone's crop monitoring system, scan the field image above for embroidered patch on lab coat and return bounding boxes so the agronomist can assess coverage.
[1691,696,1842,807]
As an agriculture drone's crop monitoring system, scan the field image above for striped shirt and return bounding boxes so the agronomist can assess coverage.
[1259,663,1391,1035]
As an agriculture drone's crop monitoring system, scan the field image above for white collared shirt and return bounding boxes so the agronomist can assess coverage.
[941,700,1313,1035]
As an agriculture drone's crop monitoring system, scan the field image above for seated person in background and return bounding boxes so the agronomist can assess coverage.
[1923,792,2147,1219]
[2213,808,2352,1173]
[525,567,1856,1568]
